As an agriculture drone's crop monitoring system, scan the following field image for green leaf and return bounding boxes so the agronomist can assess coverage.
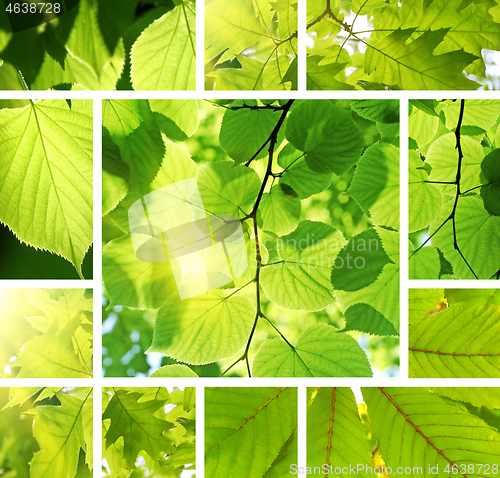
[410,301,500,378]
[252,323,373,377]
[15,315,91,378]
[219,102,283,164]
[441,100,500,132]
[278,143,332,199]
[335,229,399,333]
[410,99,439,117]
[307,388,373,473]
[363,388,500,472]
[263,429,297,478]
[148,291,255,365]
[409,243,441,279]
[131,4,195,90]
[286,100,363,174]
[426,133,483,195]
[445,289,500,307]
[431,387,500,409]
[430,196,500,279]
[149,99,199,140]
[306,56,354,90]
[205,387,297,478]
[103,389,173,468]
[343,303,398,336]
[149,365,199,377]
[0,100,93,277]
[408,289,444,325]
[481,149,500,216]
[198,160,261,218]
[348,142,400,230]
[205,0,262,63]
[31,390,92,478]
[409,150,442,233]
[259,184,301,236]
[102,99,164,195]
[364,28,478,90]
[102,234,176,309]
[331,228,393,292]
[261,220,345,311]
[350,99,399,123]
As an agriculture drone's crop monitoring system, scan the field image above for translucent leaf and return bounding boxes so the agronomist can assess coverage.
[350,99,399,124]
[307,388,373,473]
[102,99,164,195]
[348,142,400,230]
[335,229,399,333]
[364,28,478,90]
[408,289,444,325]
[205,0,262,63]
[261,220,345,311]
[0,100,93,277]
[409,150,442,233]
[306,56,354,90]
[430,196,500,279]
[198,161,261,218]
[148,291,255,365]
[149,99,199,140]
[131,4,195,90]
[410,301,500,378]
[252,323,372,377]
[263,428,297,478]
[445,289,500,307]
[343,303,398,336]
[441,99,500,132]
[205,387,297,478]
[103,389,174,468]
[409,108,439,148]
[102,234,176,310]
[149,365,199,377]
[431,387,500,409]
[31,390,92,478]
[286,100,363,174]
[363,387,500,472]
[259,184,301,236]
[426,133,483,195]
[219,102,283,164]
[331,228,393,292]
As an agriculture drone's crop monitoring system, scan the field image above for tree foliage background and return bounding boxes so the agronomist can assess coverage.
[102,99,400,378]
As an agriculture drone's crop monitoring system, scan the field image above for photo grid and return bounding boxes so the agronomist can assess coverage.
[1,0,500,477]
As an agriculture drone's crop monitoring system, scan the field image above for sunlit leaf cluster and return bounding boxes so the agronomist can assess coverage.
[306,0,500,90]
[0,387,93,478]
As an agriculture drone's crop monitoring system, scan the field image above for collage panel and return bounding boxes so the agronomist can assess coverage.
[205,387,297,478]
[306,0,500,90]
[204,0,298,91]
[409,288,500,378]
[0,98,93,279]
[102,386,196,478]
[102,98,400,378]
[0,288,93,378]
[409,99,500,280]
[307,387,500,476]
[0,0,195,91]
[0,387,93,477]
